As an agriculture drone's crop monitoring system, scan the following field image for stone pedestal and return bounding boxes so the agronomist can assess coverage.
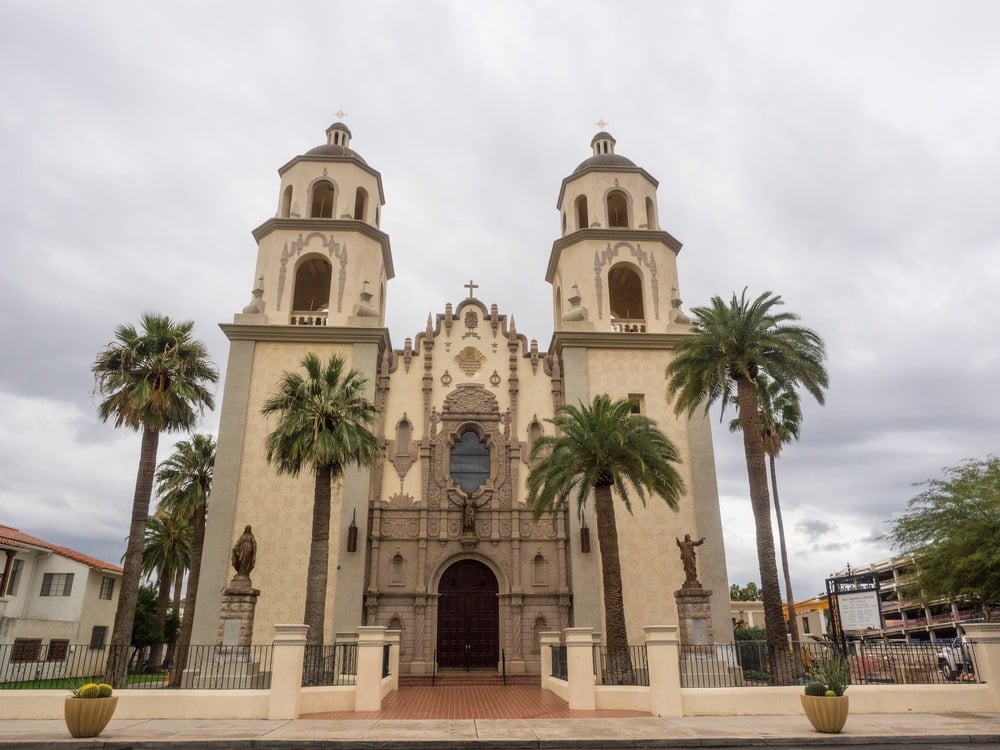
[674,585,714,646]
[217,574,260,647]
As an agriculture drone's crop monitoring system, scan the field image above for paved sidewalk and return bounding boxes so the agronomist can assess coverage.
[1,712,999,748]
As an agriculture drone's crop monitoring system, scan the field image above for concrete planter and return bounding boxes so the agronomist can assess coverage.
[800,694,849,733]
[64,696,118,738]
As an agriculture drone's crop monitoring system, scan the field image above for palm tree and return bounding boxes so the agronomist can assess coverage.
[666,290,826,683]
[728,374,806,670]
[92,313,218,686]
[155,433,216,682]
[526,394,685,682]
[142,509,192,671]
[261,353,381,648]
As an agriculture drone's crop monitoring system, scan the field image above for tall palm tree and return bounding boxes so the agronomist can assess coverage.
[155,433,216,682]
[666,290,826,683]
[729,374,806,668]
[142,509,192,671]
[261,353,381,648]
[92,313,217,686]
[526,394,685,681]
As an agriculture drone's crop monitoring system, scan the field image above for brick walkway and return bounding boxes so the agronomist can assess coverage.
[303,684,651,720]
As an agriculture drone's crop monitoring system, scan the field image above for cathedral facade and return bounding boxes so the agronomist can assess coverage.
[191,123,732,674]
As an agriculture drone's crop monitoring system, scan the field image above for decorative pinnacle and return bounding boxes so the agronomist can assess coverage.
[334,109,348,120]
[595,118,608,129]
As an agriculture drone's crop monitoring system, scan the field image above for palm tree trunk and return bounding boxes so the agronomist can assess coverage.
[170,502,206,684]
[304,463,332,648]
[735,378,791,684]
[770,453,804,676]
[105,427,160,688]
[593,484,634,683]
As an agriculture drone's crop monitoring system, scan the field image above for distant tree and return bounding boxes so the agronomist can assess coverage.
[730,581,763,601]
[527,394,685,682]
[155,433,216,682]
[131,583,163,671]
[262,353,381,649]
[142,509,191,670]
[886,456,1000,621]
[667,289,827,683]
[93,313,217,687]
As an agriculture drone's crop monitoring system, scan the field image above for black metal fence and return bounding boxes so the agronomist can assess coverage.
[302,642,357,687]
[593,644,650,686]
[550,644,567,680]
[680,640,979,688]
[0,643,272,690]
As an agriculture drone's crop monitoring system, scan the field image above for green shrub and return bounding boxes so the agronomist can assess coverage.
[811,653,850,696]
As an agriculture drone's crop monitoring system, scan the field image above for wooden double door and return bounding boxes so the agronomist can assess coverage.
[436,559,499,669]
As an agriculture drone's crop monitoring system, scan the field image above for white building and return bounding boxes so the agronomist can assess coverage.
[0,525,121,682]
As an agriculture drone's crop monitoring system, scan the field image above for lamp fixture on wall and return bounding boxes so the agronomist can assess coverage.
[580,520,591,554]
[347,509,358,553]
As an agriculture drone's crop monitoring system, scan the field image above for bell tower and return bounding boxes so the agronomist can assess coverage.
[547,130,687,334]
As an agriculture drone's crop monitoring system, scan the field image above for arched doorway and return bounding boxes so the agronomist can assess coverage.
[437,559,499,669]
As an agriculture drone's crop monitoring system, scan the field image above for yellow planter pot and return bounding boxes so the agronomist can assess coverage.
[64,696,118,738]
[800,694,849,733]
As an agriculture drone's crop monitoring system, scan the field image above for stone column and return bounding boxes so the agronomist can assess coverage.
[267,624,307,720]
[674,586,715,647]
[565,627,596,710]
[645,625,682,717]
[217,574,260,650]
[355,626,387,711]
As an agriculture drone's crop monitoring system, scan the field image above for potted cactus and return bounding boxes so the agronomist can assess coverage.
[64,682,117,738]
[800,652,850,733]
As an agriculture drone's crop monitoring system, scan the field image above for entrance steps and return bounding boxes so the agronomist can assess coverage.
[399,670,539,687]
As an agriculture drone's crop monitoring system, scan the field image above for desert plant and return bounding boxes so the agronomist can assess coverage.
[71,683,113,699]
[804,680,827,696]
[811,653,850,696]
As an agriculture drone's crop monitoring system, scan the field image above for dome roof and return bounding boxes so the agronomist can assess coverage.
[303,143,368,164]
[573,152,637,173]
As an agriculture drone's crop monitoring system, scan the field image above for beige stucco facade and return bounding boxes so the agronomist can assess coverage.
[192,124,732,672]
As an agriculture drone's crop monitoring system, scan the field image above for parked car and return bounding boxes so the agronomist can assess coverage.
[937,635,974,681]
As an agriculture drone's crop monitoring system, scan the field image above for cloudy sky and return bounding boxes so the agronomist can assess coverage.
[2,1,998,603]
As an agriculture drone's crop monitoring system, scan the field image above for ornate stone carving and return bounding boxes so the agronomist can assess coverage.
[442,384,498,415]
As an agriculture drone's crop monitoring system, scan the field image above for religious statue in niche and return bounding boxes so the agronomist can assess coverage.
[676,533,706,587]
[451,491,489,535]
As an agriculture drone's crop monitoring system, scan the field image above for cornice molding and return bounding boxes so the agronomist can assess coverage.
[548,330,691,354]
[546,229,682,282]
[221,323,391,352]
[556,165,659,208]
[251,219,394,279]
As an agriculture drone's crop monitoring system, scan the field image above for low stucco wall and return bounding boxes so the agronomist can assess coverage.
[0,689,271,720]
[679,684,996,717]
[543,676,569,702]
[299,686,356,714]
[595,685,650,712]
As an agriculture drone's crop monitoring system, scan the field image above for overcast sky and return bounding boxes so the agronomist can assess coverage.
[2,1,998,605]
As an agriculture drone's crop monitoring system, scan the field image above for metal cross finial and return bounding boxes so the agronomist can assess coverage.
[464,280,478,298]
[595,119,608,129]
[334,109,348,120]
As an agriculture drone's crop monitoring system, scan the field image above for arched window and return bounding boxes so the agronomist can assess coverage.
[390,554,405,585]
[645,196,656,230]
[396,417,412,456]
[280,185,293,218]
[450,431,489,493]
[608,264,644,321]
[607,190,629,228]
[354,187,368,221]
[575,195,588,230]
[292,256,332,312]
[532,554,548,586]
[310,180,335,218]
[561,212,567,235]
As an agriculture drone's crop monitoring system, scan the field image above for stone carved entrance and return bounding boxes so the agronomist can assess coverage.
[436,559,499,669]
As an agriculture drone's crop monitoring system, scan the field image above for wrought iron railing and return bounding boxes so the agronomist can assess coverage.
[550,644,567,680]
[382,643,391,678]
[302,642,357,687]
[593,644,649,686]
[680,640,978,688]
[176,645,272,689]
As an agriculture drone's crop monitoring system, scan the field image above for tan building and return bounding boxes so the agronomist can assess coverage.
[192,123,732,674]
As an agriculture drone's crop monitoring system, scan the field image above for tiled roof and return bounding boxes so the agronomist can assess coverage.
[0,524,122,574]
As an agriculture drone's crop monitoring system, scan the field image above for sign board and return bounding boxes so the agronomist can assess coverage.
[837,590,882,631]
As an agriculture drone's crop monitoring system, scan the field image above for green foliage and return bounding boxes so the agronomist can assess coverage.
[527,394,685,520]
[730,582,763,601]
[131,583,163,647]
[733,629,767,673]
[886,456,1000,618]
[804,680,828,696]
[164,606,181,643]
[811,653,850,696]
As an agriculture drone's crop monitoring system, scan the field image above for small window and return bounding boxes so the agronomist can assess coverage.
[280,185,293,218]
[89,626,108,650]
[396,417,412,457]
[354,187,368,221]
[310,180,335,218]
[645,196,656,229]
[40,572,74,597]
[627,394,644,414]
[575,195,588,230]
[99,577,115,600]
[390,554,405,586]
[46,639,70,661]
[607,190,629,228]
[11,638,42,662]
[532,554,548,586]
[801,617,811,634]
[2,558,22,596]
